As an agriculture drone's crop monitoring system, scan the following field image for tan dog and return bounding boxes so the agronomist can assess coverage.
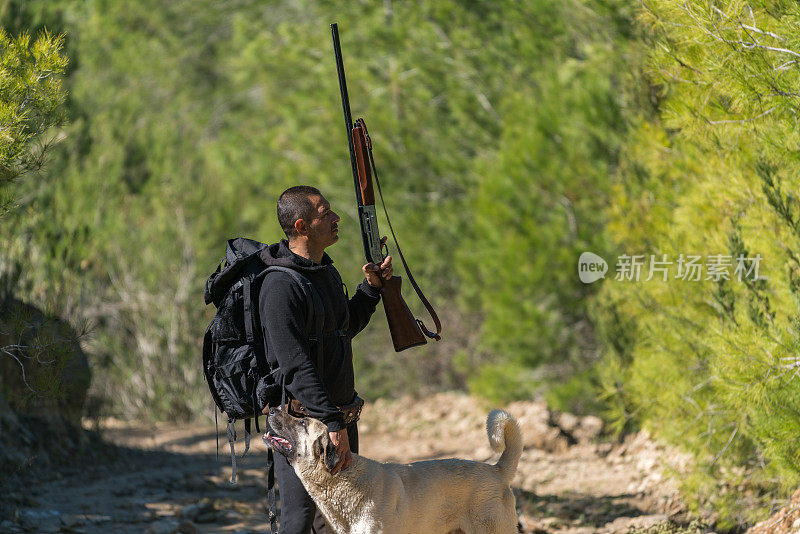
[264,409,522,534]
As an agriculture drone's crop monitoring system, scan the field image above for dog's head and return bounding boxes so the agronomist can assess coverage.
[264,410,340,473]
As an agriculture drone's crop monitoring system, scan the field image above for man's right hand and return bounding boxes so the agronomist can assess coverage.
[328,428,352,474]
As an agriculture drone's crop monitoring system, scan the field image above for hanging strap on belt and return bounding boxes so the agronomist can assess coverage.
[267,446,278,533]
[266,374,289,533]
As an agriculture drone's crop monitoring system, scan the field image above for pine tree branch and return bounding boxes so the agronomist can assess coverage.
[2,342,58,365]
[773,60,797,72]
[717,38,800,58]
[0,346,36,393]
[706,106,776,124]
[740,24,784,42]
[708,425,739,468]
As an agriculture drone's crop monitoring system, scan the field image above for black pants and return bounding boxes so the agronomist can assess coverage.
[273,424,359,534]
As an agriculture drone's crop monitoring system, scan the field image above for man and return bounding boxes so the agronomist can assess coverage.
[258,185,392,534]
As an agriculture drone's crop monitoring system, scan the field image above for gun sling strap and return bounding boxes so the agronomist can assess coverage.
[356,118,442,340]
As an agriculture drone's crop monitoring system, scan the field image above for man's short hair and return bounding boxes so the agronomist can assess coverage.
[277,185,322,238]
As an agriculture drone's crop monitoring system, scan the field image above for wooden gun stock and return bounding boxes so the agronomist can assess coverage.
[381,276,427,351]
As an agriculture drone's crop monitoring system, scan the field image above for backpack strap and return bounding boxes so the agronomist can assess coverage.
[225,417,252,486]
[261,266,325,377]
[328,266,350,334]
[226,418,238,484]
[243,277,255,343]
[308,281,325,379]
[202,324,226,412]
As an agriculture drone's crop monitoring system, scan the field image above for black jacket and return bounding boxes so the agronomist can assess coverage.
[258,240,381,432]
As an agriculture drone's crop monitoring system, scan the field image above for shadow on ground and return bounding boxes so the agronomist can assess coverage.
[1,435,274,533]
[517,488,650,528]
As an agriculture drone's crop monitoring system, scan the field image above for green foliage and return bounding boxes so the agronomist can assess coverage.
[5,0,800,526]
[544,366,604,415]
[0,0,651,420]
[0,294,90,426]
[458,0,647,405]
[0,19,70,415]
[593,0,800,526]
[0,27,67,215]
[466,362,540,405]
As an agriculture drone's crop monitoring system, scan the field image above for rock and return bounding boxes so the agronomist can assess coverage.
[0,299,97,505]
[180,499,213,522]
[0,297,91,427]
[605,514,669,532]
[506,400,573,452]
[177,520,198,534]
[555,412,580,434]
[747,486,800,533]
[15,508,62,532]
[574,415,603,442]
[144,519,180,534]
[60,515,86,528]
[194,511,218,523]
[0,520,22,533]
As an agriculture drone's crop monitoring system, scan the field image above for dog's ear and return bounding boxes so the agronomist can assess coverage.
[313,434,325,461]
[324,439,340,472]
[313,433,341,472]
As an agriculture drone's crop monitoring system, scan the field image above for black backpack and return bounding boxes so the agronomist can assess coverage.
[202,237,324,484]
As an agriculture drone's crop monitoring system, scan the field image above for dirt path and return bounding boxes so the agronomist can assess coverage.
[2,393,689,533]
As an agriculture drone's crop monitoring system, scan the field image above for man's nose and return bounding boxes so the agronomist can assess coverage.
[332,211,340,222]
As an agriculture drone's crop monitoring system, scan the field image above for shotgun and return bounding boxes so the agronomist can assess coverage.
[331,23,442,351]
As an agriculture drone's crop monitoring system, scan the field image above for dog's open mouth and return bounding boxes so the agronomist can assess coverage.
[263,432,293,453]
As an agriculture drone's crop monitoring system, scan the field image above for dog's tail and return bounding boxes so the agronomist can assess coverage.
[487,409,522,484]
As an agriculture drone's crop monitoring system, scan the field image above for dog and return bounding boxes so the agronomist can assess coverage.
[264,408,522,534]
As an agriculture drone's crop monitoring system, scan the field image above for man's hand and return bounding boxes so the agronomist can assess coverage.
[363,237,393,288]
[328,429,352,474]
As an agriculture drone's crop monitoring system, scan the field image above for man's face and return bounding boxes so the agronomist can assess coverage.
[303,194,340,250]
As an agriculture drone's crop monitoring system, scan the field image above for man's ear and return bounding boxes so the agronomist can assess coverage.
[294,218,307,237]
